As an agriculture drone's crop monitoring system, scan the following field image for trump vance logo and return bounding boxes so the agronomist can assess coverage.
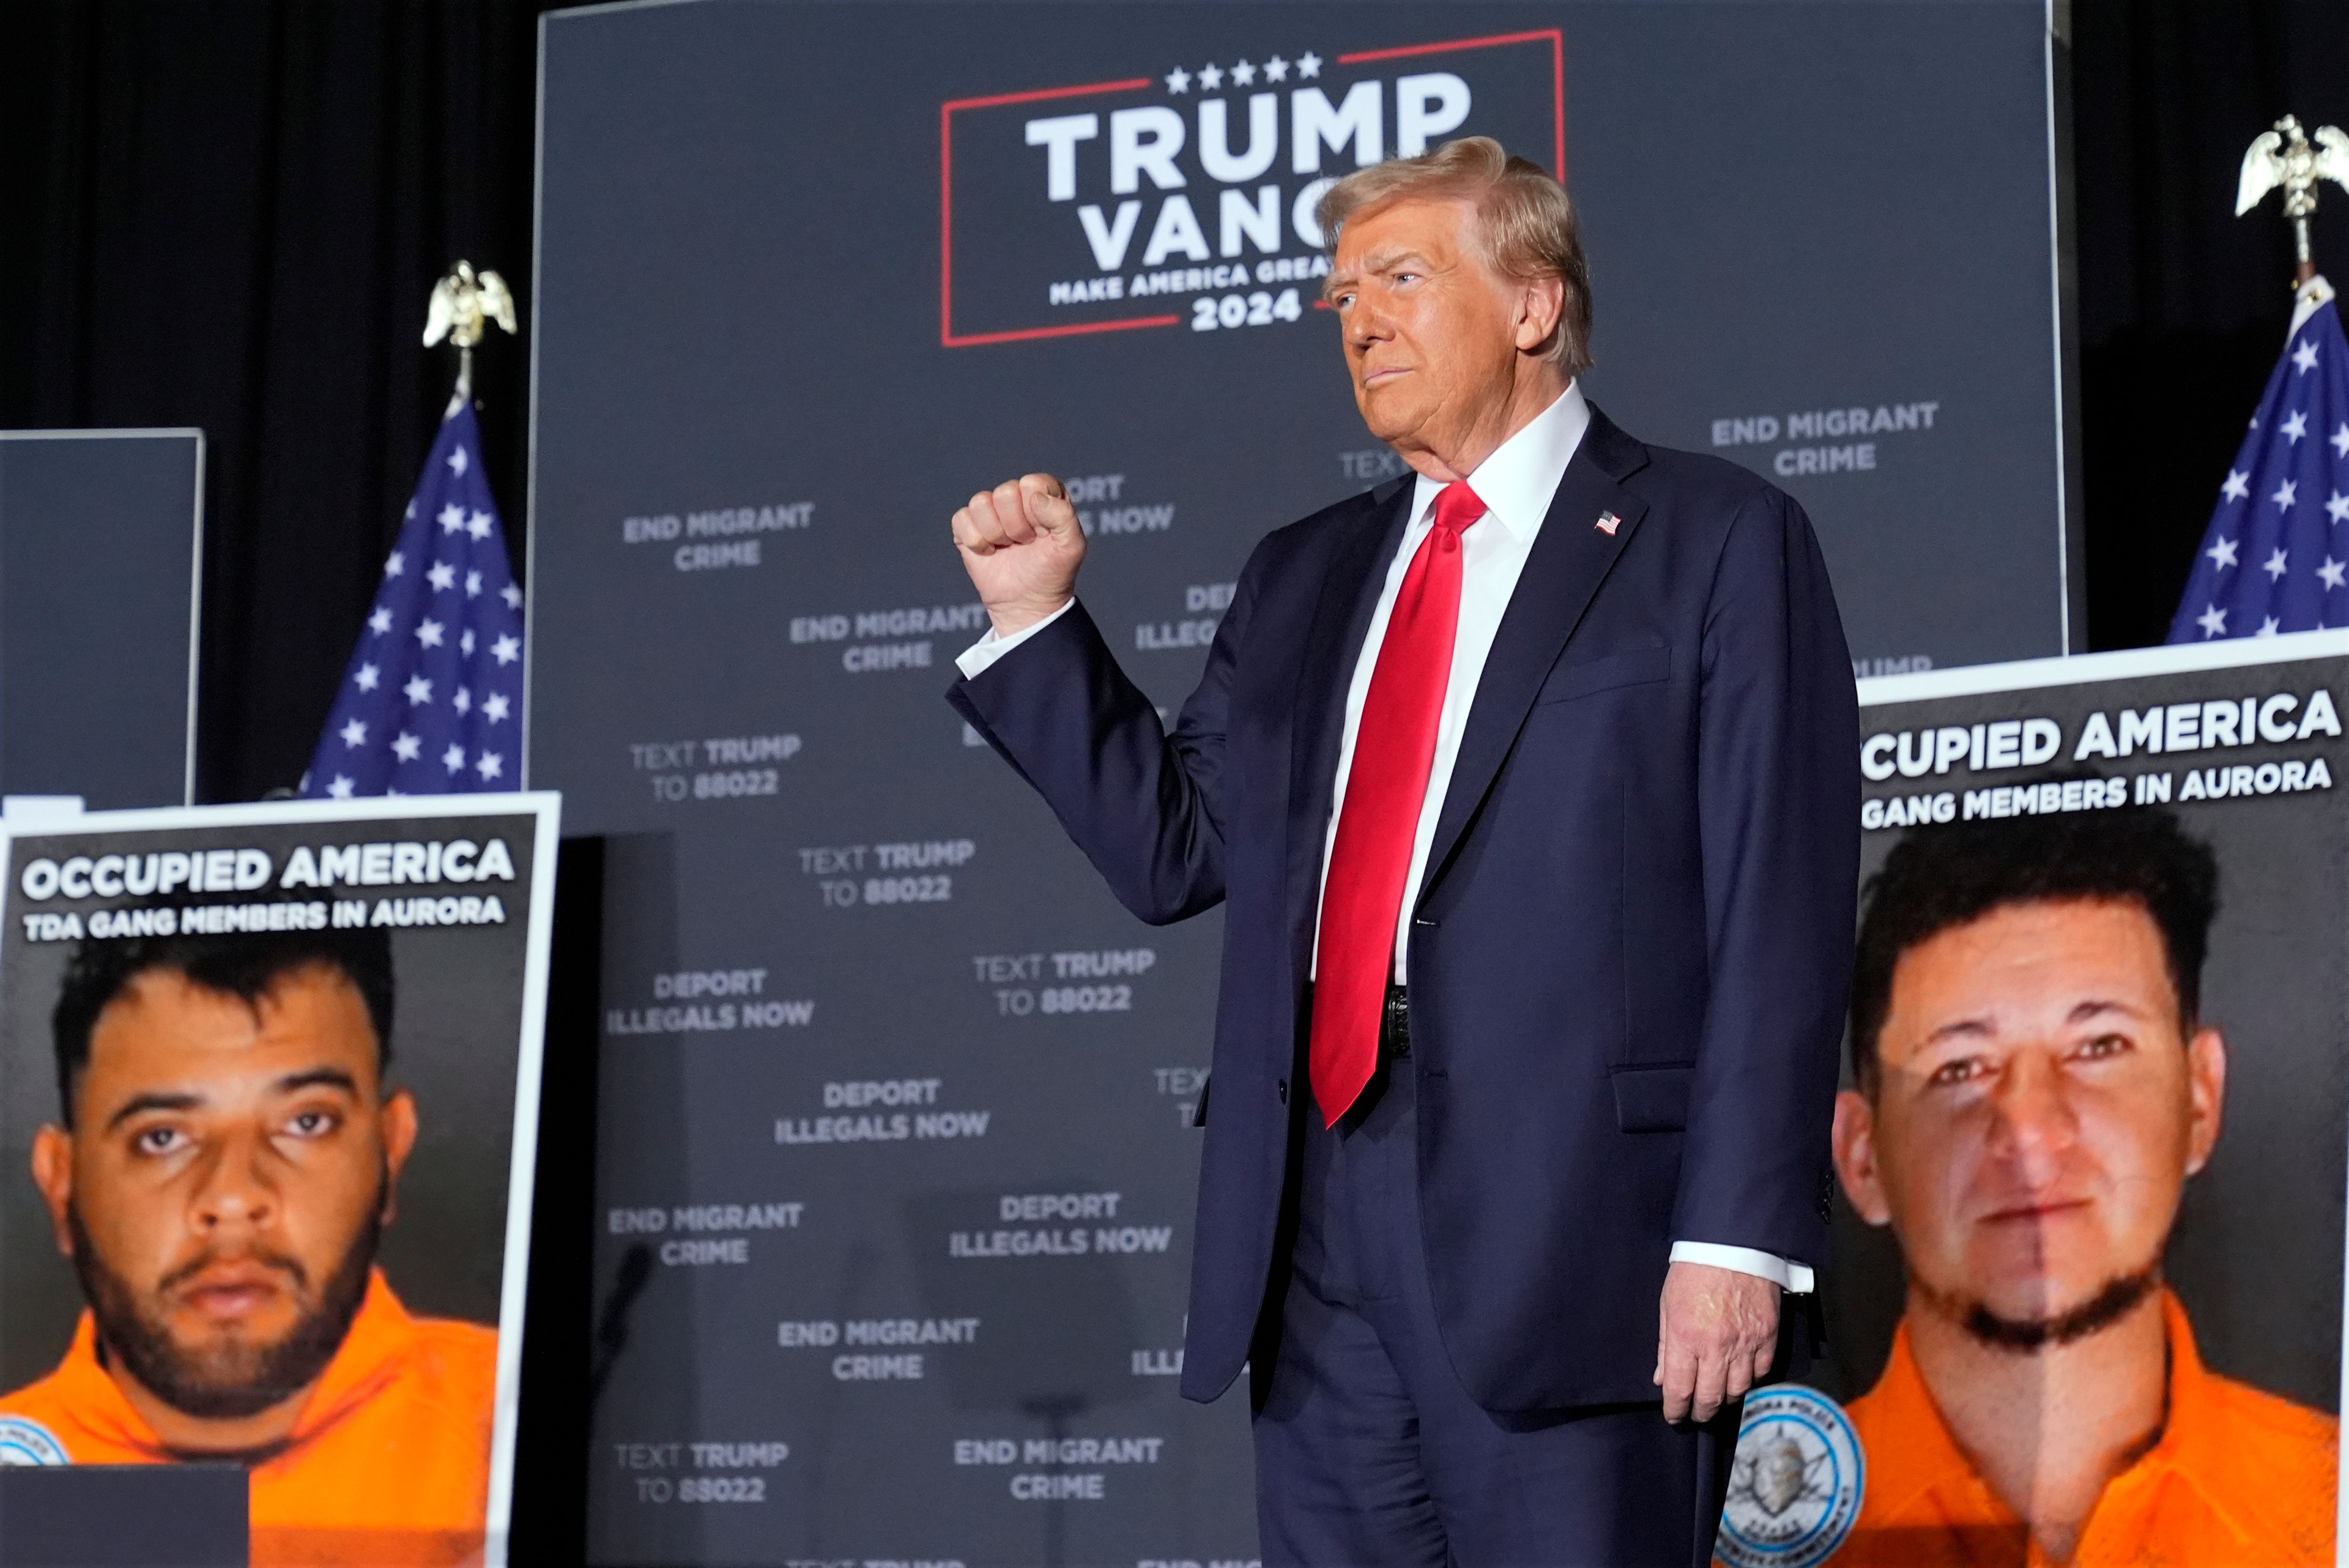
[940,28,1565,347]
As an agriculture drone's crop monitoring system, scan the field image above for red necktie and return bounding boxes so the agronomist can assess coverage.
[1308,481,1485,1126]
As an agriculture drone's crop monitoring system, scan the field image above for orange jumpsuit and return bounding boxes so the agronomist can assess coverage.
[1836,1291,2337,1566]
[0,1268,495,1567]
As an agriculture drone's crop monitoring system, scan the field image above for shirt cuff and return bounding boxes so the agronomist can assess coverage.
[1669,1241,1814,1294]
[954,599,1076,680]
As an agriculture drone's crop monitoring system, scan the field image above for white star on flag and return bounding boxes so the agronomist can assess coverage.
[484,693,511,723]
[305,401,523,801]
[1231,59,1256,85]
[1164,65,1190,93]
[1265,55,1290,81]
[1198,62,1223,90]
[1297,51,1321,77]
[328,776,355,798]
[476,751,504,781]
[2168,296,2349,645]
[492,633,520,665]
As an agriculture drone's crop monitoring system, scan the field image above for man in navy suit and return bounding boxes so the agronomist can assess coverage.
[948,137,1858,1567]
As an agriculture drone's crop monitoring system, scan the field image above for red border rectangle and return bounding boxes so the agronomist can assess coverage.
[1338,28,1565,180]
[940,31,1567,347]
[941,76,1174,347]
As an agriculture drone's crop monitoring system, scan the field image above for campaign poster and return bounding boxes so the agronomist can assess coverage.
[0,794,561,1568]
[1717,632,2349,1568]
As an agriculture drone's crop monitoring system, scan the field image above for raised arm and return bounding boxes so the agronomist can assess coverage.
[948,474,1257,925]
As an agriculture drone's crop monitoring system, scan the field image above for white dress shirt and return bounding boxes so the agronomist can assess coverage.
[1313,381,1589,987]
[957,382,1808,1292]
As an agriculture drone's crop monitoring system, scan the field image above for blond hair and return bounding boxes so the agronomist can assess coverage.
[1316,136,1593,376]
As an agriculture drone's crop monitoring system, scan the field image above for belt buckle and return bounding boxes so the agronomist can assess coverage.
[1382,986,1411,1058]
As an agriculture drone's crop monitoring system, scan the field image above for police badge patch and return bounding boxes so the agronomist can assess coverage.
[1715,1385,1863,1568]
[0,1416,70,1466]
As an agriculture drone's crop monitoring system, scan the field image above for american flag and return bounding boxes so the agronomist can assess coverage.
[2169,284,2349,642]
[302,402,524,797]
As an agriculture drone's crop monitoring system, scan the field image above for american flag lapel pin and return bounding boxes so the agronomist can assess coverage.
[1595,510,1621,536]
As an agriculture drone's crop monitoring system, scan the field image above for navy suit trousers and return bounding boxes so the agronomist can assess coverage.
[1253,1055,1738,1568]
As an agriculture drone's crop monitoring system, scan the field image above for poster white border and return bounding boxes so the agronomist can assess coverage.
[0,790,562,1566]
[1859,628,2349,708]
[1859,630,2349,1566]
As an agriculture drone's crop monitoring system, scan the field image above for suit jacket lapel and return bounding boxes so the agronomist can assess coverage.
[1285,478,1414,964]
[1416,407,1652,910]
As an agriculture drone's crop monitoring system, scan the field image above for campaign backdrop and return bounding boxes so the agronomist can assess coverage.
[1721,633,2349,1566]
[527,2,2079,1562]
[0,794,561,1567]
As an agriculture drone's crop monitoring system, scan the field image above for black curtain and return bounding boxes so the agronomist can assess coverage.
[1,0,554,803]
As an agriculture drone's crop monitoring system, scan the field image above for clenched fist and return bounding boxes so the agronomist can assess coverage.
[952,474,1088,637]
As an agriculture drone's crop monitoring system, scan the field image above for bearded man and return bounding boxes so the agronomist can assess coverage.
[1831,809,2336,1564]
[0,926,495,1568]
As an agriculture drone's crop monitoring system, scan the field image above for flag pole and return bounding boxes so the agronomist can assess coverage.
[2236,115,2349,289]
[300,261,529,799]
[423,260,519,417]
[2167,125,2349,645]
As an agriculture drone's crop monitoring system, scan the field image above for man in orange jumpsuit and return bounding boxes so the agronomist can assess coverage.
[0,926,497,1567]
[1828,808,2336,1566]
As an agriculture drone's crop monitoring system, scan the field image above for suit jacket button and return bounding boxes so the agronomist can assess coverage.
[1277,1078,1288,1103]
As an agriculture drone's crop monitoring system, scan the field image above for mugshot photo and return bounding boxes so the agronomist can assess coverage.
[0,803,552,1567]
[1814,653,2348,1566]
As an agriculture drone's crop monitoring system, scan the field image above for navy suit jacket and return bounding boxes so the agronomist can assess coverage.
[948,406,1860,1413]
